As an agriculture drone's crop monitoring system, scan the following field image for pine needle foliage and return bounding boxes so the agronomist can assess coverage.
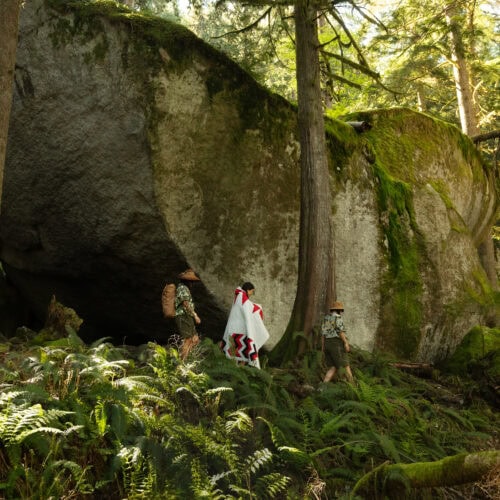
[0,327,498,498]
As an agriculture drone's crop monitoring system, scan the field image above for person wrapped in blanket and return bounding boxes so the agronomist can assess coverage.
[175,268,201,360]
[321,301,354,383]
[221,282,270,368]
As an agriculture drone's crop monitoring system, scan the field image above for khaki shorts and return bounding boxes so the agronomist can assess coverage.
[175,314,197,339]
[324,337,349,368]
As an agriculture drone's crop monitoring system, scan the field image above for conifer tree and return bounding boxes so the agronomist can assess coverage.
[0,0,22,213]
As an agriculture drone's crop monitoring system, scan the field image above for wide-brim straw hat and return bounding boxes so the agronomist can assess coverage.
[330,301,344,311]
[178,268,201,281]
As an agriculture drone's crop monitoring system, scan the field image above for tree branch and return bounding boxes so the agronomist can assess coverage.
[212,6,272,38]
[351,3,388,33]
[326,7,370,68]
[320,49,379,79]
[471,130,500,143]
[323,71,361,89]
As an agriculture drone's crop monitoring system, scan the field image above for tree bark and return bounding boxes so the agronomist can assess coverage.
[270,0,334,363]
[352,450,500,499]
[478,228,499,294]
[0,0,21,215]
[278,0,334,360]
[445,3,479,136]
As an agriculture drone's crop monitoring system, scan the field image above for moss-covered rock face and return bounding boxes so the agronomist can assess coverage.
[441,326,500,380]
[0,0,496,359]
[341,109,497,360]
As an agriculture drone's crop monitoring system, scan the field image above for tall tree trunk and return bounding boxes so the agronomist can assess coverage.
[478,228,499,295]
[445,3,479,136]
[279,0,334,358]
[0,0,21,215]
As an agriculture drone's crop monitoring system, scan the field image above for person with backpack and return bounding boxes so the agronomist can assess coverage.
[321,301,354,383]
[175,268,201,360]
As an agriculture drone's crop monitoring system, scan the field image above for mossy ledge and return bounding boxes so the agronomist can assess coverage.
[343,107,487,183]
[45,0,294,135]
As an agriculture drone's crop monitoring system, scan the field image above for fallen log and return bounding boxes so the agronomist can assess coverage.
[390,362,434,377]
[351,450,500,499]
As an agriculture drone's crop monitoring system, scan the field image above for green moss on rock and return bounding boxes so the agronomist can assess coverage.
[442,326,500,379]
[343,108,485,185]
[324,117,359,177]
[373,160,423,358]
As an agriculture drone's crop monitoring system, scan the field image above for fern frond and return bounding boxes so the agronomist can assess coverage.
[205,387,234,397]
[437,407,475,430]
[245,448,272,474]
[37,459,92,498]
[373,432,401,462]
[329,400,376,422]
[113,374,161,394]
[0,404,71,445]
[228,483,252,497]
[209,469,234,486]
[224,409,253,434]
[257,417,288,448]
[0,390,29,405]
[117,444,156,497]
[270,414,308,447]
[320,414,357,440]
[255,472,291,498]
[310,446,336,459]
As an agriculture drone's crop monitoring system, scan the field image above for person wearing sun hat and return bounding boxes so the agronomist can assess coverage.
[175,268,201,359]
[321,300,354,383]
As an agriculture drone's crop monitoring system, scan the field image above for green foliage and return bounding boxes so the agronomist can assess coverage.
[441,325,500,380]
[0,327,498,498]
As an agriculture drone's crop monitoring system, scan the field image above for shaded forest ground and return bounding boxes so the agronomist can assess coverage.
[0,300,498,499]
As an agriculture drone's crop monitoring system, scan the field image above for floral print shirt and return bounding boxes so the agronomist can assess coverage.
[175,283,195,317]
[321,312,346,339]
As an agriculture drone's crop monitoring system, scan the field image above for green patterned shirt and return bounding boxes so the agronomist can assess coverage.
[321,312,345,339]
[175,283,195,317]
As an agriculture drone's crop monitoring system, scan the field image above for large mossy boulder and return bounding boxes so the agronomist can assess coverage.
[0,0,497,361]
[441,326,500,380]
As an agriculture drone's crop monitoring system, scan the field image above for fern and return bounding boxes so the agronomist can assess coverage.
[257,417,288,448]
[245,448,273,474]
[117,444,156,498]
[255,472,291,498]
[0,403,72,445]
[373,432,401,462]
[436,406,475,430]
[37,459,93,498]
[0,320,498,499]
[320,413,359,440]
[225,409,253,435]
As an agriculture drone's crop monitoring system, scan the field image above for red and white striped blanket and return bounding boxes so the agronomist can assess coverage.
[222,287,270,368]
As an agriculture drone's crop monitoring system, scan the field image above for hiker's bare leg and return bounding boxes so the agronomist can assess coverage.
[345,366,354,383]
[180,337,193,360]
[182,334,200,360]
[324,367,337,383]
